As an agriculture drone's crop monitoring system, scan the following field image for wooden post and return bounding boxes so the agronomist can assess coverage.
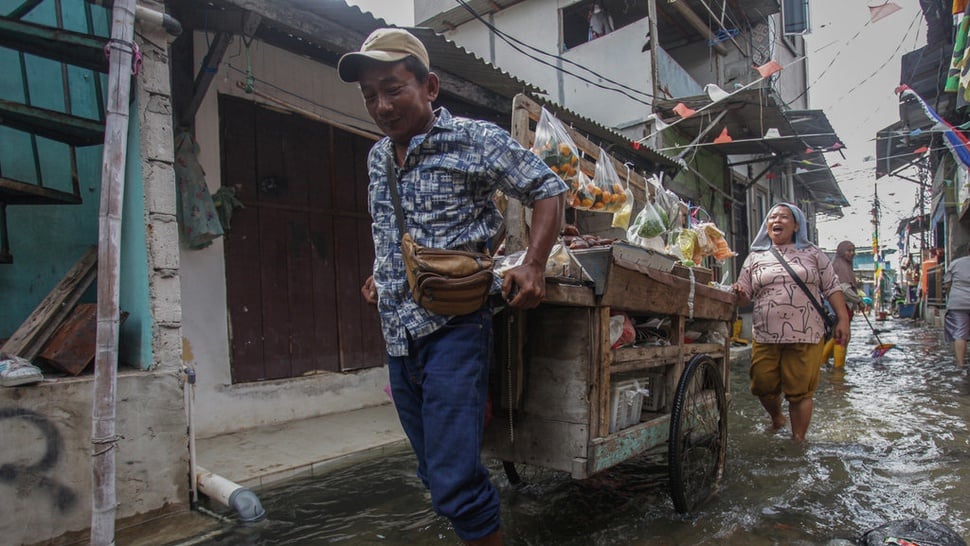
[91,0,136,543]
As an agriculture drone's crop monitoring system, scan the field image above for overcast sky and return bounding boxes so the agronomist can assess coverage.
[346,0,414,25]
[804,0,927,260]
[346,0,929,260]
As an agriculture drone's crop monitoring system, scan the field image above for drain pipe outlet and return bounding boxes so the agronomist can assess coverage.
[196,466,266,523]
[135,5,182,36]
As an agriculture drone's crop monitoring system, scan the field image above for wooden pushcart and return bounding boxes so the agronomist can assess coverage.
[486,95,736,513]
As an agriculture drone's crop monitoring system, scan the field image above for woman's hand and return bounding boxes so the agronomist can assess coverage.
[732,283,750,307]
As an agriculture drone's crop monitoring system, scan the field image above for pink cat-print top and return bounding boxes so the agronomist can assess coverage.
[736,244,842,344]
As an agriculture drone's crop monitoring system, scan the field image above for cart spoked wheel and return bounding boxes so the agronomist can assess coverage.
[668,354,728,514]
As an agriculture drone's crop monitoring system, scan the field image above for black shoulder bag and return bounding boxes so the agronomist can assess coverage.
[769,246,836,339]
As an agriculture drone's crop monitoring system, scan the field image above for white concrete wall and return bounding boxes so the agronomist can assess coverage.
[0,371,188,546]
[184,35,390,438]
[440,0,653,130]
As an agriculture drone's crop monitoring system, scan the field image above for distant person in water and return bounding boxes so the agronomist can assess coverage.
[823,241,870,367]
[944,242,970,369]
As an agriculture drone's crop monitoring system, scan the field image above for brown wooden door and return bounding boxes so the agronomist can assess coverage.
[219,95,383,383]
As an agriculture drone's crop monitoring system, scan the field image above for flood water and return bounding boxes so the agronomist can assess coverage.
[190,317,970,545]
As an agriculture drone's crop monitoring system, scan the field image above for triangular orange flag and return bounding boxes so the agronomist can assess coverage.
[713,127,733,144]
[869,2,901,23]
[755,60,783,79]
[672,103,696,118]
[913,146,929,154]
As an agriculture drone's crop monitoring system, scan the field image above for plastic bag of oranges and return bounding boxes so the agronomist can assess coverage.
[570,147,629,213]
[531,107,581,193]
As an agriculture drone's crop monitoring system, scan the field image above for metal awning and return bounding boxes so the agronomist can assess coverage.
[875,121,933,179]
[793,152,849,217]
[654,88,844,156]
[896,214,930,235]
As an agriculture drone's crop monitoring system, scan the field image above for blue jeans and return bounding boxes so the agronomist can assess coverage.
[387,306,499,541]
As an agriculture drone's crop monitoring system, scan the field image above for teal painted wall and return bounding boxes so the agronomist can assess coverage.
[119,101,153,369]
[0,1,152,370]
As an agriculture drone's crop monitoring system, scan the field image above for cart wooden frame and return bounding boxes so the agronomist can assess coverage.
[485,94,735,513]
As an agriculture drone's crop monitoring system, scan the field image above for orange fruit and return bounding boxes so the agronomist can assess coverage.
[559,143,572,156]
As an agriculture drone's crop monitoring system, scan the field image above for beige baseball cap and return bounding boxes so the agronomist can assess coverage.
[338,28,430,83]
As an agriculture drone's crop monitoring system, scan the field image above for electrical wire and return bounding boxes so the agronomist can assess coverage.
[453,0,656,107]
[826,11,923,109]
[222,60,380,135]
[782,9,920,112]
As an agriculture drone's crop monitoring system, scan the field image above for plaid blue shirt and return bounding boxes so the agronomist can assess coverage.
[368,107,567,356]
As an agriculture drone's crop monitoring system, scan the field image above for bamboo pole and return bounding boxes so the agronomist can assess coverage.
[91,0,136,543]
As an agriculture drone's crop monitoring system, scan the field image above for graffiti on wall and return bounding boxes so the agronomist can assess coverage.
[0,407,77,513]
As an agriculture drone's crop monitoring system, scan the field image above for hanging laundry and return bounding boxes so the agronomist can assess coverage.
[754,60,782,78]
[713,127,733,144]
[672,103,696,118]
[898,84,970,169]
[212,186,245,232]
[174,130,224,249]
[868,2,902,23]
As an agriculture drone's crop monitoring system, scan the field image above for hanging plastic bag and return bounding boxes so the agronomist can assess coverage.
[698,223,736,261]
[648,174,684,232]
[676,228,701,266]
[611,163,635,229]
[611,188,635,229]
[532,107,581,196]
[573,147,627,213]
[627,200,667,240]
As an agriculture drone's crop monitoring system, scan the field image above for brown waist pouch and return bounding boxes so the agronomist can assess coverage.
[402,233,494,315]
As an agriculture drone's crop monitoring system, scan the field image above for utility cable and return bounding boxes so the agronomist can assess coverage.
[453,0,656,106]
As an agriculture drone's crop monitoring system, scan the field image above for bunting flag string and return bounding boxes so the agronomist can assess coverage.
[637,56,807,144]
[869,1,902,23]
[896,84,970,169]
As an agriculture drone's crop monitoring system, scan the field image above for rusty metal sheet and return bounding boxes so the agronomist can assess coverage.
[37,303,128,375]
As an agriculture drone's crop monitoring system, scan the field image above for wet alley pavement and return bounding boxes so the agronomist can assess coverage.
[169,316,969,546]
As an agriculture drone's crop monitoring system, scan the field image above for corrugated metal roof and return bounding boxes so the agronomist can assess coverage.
[793,151,849,217]
[416,0,526,31]
[189,0,677,169]
[407,27,544,102]
[875,121,932,179]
